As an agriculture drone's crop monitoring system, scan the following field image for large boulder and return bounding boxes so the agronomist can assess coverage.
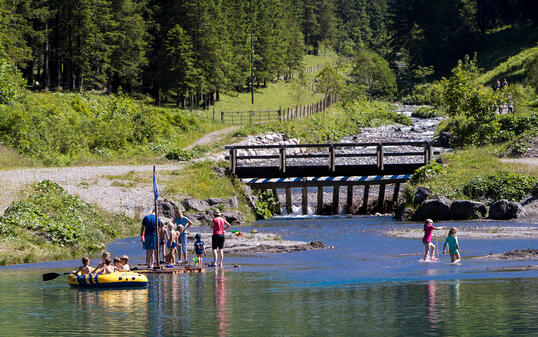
[394,205,413,221]
[489,200,524,220]
[435,131,454,148]
[157,199,183,218]
[206,198,225,206]
[188,211,213,226]
[413,196,452,220]
[225,196,239,209]
[449,200,487,219]
[182,198,210,212]
[414,186,433,205]
[222,211,244,225]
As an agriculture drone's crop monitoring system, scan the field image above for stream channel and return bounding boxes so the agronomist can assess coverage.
[0,107,536,336]
[0,217,537,336]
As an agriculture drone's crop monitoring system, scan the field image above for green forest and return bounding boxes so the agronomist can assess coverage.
[1,0,537,103]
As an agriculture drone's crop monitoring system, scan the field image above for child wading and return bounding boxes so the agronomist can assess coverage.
[193,234,206,268]
[443,227,461,263]
[422,219,446,261]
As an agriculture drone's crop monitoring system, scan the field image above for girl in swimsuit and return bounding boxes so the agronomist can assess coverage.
[422,219,446,261]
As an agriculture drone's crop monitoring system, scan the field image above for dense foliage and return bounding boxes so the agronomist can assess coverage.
[253,190,281,219]
[0,180,136,252]
[2,0,536,101]
[462,172,537,201]
[0,92,210,165]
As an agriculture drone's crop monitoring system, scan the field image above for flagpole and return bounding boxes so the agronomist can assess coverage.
[154,165,160,268]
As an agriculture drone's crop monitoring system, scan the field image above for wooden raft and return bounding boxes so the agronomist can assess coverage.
[133,265,205,274]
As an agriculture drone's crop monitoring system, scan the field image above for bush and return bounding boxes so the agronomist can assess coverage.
[350,49,396,99]
[0,52,24,105]
[402,82,444,106]
[253,190,281,219]
[0,180,135,249]
[410,162,447,184]
[165,148,192,161]
[411,106,440,118]
[462,172,537,201]
[0,92,210,165]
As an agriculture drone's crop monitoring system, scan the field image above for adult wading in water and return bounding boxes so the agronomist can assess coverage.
[140,213,162,268]
[211,210,231,267]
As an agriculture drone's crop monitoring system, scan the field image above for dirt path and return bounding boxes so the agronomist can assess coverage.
[0,164,185,218]
[500,158,538,166]
[184,126,239,150]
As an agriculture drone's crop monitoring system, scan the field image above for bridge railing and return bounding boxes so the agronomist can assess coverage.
[225,141,436,175]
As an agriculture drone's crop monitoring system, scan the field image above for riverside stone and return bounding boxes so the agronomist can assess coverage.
[449,200,487,219]
[414,186,432,205]
[182,198,211,212]
[489,200,524,220]
[413,196,452,220]
[222,211,244,224]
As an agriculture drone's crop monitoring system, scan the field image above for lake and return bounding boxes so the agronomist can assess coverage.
[1,216,537,336]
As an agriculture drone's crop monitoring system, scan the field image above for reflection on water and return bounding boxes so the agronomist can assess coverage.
[0,217,536,336]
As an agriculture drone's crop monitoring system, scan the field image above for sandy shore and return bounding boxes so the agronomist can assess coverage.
[385,226,538,239]
[188,231,332,254]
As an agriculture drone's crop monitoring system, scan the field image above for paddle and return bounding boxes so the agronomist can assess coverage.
[42,272,71,281]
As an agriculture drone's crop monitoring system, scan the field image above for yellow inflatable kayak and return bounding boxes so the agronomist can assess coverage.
[67,272,148,288]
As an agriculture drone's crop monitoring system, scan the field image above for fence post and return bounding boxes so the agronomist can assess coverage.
[221,111,224,124]
[213,107,215,123]
[279,145,286,173]
[295,106,298,119]
[279,106,282,122]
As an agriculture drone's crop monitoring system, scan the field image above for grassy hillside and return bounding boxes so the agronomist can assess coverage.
[476,25,538,85]
[235,100,411,143]
[0,180,138,265]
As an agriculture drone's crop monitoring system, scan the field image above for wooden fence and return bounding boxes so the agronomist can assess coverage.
[217,93,338,126]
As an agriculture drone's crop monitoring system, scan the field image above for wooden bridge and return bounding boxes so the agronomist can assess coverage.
[225,141,438,215]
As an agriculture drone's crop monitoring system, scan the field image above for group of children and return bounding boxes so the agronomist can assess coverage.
[73,252,131,276]
[157,222,206,267]
[422,219,461,263]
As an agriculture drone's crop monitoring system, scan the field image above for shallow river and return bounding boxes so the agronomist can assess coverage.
[1,217,537,336]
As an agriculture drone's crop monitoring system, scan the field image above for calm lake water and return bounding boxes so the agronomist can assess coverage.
[1,216,537,336]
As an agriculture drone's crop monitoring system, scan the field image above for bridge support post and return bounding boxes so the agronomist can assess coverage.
[392,183,401,207]
[378,183,386,213]
[332,186,339,214]
[229,147,237,174]
[361,185,370,213]
[279,146,286,173]
[377,144,384,171]
[346,185,353,214]
[317,186,323,214]
[302,186,308,215]
[272,188,280,214]
[285,188,292,214]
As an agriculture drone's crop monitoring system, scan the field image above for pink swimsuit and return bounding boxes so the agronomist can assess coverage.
[423,224,434,243]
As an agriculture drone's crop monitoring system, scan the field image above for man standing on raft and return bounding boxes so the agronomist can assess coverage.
[211,210,231,267]
[140,212,162,268]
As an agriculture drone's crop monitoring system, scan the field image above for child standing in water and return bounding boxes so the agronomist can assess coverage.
[443,227,461,263]
[423,219,446,261]
[193,234,206,268]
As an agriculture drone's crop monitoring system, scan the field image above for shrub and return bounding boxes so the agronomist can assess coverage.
[410,162,447,184]
[462,172,537,201]
[253,190,281,219]
[0,52,24,105]
[0,180,135,249]
[350,49,396,99]
[411,106,440,118]
[165,148,192,161]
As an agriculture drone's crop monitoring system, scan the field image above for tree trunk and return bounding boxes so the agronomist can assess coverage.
[42,20,50,90]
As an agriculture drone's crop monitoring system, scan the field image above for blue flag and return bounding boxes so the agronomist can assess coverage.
[153,170,159,201]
